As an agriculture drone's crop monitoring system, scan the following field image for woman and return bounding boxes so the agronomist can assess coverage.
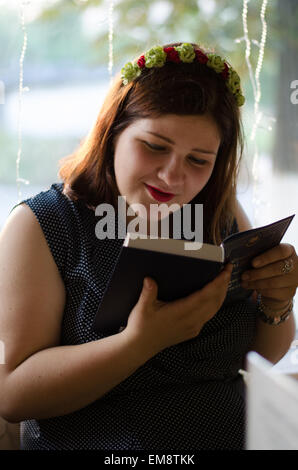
[0,42,296,450]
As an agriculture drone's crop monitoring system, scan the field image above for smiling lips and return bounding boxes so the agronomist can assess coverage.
[145,184,175,202]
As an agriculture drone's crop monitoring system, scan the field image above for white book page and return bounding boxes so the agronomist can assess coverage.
[123,232,224,262]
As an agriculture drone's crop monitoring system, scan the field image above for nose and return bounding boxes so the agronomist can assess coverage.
[156,154,185,191]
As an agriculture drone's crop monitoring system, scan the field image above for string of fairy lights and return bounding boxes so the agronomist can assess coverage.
[15,0,270,219]
[16,0,30,201]
[108,0,114,81]
[251,0,269,222]
[236,0,270,224]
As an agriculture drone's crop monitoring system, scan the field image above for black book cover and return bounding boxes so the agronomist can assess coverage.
[92,214,294,335]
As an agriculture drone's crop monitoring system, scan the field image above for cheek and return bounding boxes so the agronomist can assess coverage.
[133,143,153,164]
[200,163,215,183]
[114,145,136,178]
[128,147,156,177]
[189,165,214,194]
[114,146,150,191]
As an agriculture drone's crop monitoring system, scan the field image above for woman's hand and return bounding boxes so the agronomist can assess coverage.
[241,243,298,309]
[123,263,233,356]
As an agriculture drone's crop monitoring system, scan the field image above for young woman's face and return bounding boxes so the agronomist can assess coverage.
[113,114,221,226]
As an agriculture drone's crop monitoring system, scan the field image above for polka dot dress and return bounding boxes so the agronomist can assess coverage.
[12,183,258,450]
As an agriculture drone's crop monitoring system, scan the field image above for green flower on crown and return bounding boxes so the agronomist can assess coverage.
[144,46,167,68]
[226,69,241,94]
[226,68,245,106]
[121,62,141,85]
[175,43,196,63]
[206,54,226,73]
[236,93,245,106]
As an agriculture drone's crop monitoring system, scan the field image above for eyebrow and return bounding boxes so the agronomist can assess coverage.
[145,131,218,156]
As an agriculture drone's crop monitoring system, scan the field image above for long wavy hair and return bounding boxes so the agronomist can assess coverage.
[58,42,244,244]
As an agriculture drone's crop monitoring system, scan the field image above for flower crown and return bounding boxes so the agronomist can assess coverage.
[121,43,245,107]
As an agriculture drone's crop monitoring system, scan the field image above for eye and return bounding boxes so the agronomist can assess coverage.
[143,141,209,166]
[143,141,166,151]
[188,156,208,166]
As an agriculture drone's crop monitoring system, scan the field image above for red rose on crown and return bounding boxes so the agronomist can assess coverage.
[195,49,209,64]
[164,47,181,63]
[137,55,146,68]
[221,62,229,80]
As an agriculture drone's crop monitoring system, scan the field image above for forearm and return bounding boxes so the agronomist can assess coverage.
[249,308,296,364]
[2,331,152,423]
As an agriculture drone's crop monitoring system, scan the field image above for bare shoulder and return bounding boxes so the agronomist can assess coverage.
[234,199,252,232]
[0,203,66,373]
[2,202,47,237]
[0,203,64,280]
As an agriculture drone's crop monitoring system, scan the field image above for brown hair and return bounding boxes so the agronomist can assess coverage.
[58,42,244,244]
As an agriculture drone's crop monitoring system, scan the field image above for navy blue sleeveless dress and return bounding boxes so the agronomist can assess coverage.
[11,182,257,450]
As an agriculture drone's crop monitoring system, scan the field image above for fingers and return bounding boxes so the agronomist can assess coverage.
[251,243,295,268]
[241,244,298,291]
[241,261,298,289]
[143,277,155,290]
[240,242,298,302]
[242,260,295,282]
[254,286,297,301]
[181,263,233,312]
[132,266,233,350]
[202,263,233,303]
[242,273,297,290]
[203,263,233,291]
[138,277,158,307]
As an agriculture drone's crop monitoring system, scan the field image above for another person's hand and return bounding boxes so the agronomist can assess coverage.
[124,263,233,356]
[241,243,298,309]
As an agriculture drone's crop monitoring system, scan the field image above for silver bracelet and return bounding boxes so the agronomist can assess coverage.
[257,295,294,326]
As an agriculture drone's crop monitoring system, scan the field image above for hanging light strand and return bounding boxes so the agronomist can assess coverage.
[108,0,114,81]
[241,0,269,224]
[16,0,30,203]
[242,0,257,100]
[251,0,268,141]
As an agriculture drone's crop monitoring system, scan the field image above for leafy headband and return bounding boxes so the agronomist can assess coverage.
[121,43,245,107]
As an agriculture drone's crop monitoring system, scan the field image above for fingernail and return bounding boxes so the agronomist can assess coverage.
[242,273,250,281]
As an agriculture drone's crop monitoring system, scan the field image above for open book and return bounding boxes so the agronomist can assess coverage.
[92,214,294,335]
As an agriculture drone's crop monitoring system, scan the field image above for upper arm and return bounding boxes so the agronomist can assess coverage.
[234,199,252,232]
[0,203,66,375]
